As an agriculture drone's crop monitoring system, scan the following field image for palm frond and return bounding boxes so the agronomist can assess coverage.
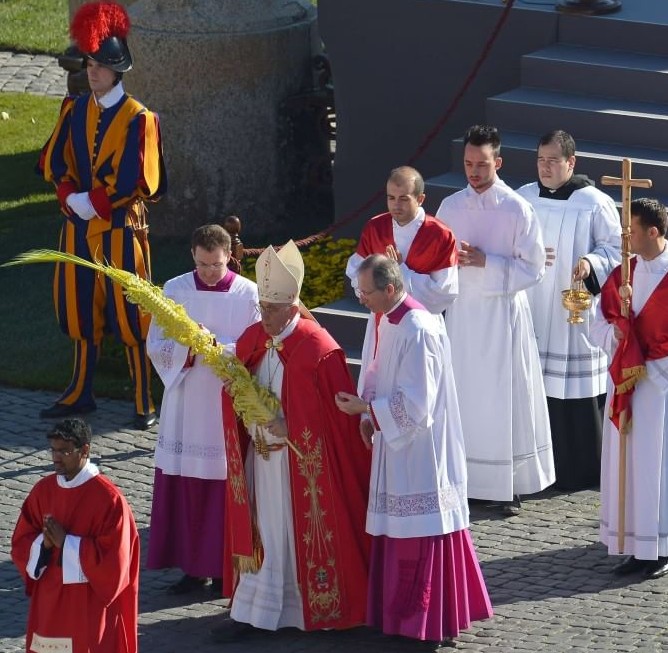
[2,249,279,426]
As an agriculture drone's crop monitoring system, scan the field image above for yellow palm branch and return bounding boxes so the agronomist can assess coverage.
[2,249,279,427]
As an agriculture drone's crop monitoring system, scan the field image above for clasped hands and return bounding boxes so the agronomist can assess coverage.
[42,514,66,549]
[458,241,486,267]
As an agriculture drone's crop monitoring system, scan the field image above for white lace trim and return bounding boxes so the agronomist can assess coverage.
[389,391,418,436]
[368,483,466,517]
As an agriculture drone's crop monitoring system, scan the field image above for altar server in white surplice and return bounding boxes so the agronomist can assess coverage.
[335,254,493,644]
[436,125,555,514]
[590,198,668,581]
[146,224,259,594]
[517,130,621,491]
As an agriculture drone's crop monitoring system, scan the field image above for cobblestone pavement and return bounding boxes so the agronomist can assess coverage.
[0,51,66,97]
[1,385,667,652]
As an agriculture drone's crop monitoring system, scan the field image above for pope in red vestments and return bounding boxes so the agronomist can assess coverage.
[12,418,139,653]
[216,241,371,642]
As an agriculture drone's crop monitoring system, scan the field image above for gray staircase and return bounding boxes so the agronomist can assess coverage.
[425,19,668,210]
[323,11,668,372]
[311,297,368,382]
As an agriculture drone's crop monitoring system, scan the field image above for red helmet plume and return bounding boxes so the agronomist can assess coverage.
[70,2,131,54]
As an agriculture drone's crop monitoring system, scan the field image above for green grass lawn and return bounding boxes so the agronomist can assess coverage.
[0,0,69,55]
[0,92,191,403]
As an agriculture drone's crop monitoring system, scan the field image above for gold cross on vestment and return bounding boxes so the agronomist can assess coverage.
[601,159,652,318]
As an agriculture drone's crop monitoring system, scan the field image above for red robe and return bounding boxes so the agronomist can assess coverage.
[224,319,372,630]
[12,472,139,653]
[600,258,668,432]
[356,211,458,272]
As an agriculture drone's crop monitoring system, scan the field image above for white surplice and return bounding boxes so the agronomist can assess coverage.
[231,315,305,630]
[590,247,668,559]
[346,208,458,392]
[517,182,621,399]
[362,296,469,537]
[436,179,555,501]
[147,272,259,480]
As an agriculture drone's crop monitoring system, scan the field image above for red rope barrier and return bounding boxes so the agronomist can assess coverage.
[243,0,517,256]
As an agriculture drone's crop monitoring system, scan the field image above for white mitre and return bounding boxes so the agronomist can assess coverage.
[255,239,304,304]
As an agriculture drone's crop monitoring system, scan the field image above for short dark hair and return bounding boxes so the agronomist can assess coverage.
[46,418,92,448]
[631,197,668,236]
[538,130,576,159]
[358,254,404,294]
[464,125,501,157]
[191,224,231,253]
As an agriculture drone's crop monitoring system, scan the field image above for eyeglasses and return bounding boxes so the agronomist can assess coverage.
[194,261,227,271]
[354,287,380,299]
[49,447,81,457]
[255,303,290,315]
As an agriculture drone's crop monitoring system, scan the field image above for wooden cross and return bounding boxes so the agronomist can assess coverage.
[600,158,652,555]
[601,159,652,318]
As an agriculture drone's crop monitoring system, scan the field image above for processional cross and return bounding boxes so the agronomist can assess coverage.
[600,159,652,554]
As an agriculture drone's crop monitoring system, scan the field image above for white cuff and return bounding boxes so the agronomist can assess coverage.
[66,192,97,221]
[62,535,89,584]
[26,534,47,580]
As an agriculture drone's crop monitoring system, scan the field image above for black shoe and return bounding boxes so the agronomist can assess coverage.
[643,557,668,580]
[40,402,96,419]
[167,574,207,595]
[210,620,258,643]
[612,555,647,575]
[134,411,157,430]
[501,495,521,516]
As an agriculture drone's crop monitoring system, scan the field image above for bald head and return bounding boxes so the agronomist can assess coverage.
[387,166,425,198]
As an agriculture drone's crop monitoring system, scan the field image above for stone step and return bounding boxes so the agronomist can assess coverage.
[487,87,668,151]
[311,297,368,383]
[423,172,526,215]
[521,44,668,105]
[447,132,668,198]
[559,11,668,57]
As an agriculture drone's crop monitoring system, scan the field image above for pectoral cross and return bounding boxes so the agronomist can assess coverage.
[601,159,652,318]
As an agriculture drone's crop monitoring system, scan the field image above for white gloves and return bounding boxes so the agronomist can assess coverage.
[66,192,97,221]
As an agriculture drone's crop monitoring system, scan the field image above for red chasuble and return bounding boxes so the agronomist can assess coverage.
[600,258,668,432]
[224,319,372,630]
[12,473,139,653]
[356,212,458,272]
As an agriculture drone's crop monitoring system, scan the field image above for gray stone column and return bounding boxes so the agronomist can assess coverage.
[125,0,317,240]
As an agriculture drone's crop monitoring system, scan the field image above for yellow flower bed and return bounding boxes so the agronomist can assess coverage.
[242,237,357,308]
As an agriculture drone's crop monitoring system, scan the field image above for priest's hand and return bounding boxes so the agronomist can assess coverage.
[385,244,403,264]
[572,258,591,280]
[265,417,288,439]
[334,391,367,416]
[459,241,486,267]
[42,515,66,549]
[359,419,374,450]
[545,247,556,267]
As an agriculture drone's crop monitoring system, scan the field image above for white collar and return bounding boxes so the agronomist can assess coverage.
[385,292,407,315]
[271,311,300,345]
[393,206,425,230]
[56,460,100,489]
[94,82,125,109]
